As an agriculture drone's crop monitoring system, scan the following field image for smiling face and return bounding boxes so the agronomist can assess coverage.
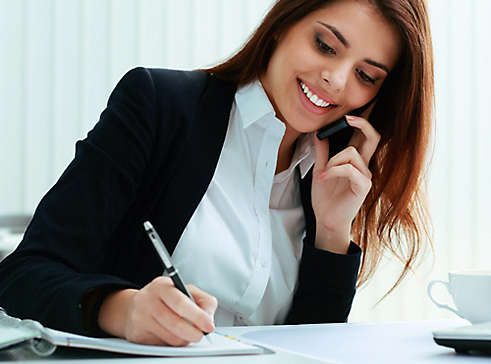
[260,0,401,134]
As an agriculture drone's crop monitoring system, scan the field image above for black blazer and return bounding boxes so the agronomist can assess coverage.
[0,67,361,336]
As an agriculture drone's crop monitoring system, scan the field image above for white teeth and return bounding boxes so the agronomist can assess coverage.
[300,81,332,108]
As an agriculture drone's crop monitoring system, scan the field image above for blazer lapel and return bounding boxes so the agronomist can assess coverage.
[163,73,237,253]
[299,168,316,246]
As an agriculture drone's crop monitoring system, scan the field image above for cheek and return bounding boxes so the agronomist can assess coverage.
[269,50,295,90]
[344,82,377,110]
[269,52,300,100]
[281,40,318,75]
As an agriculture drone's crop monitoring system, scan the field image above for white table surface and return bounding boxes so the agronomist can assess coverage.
[1,319,490,363]
[232,319,491,364]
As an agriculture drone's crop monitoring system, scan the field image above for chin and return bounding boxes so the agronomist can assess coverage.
[287,118,323,134]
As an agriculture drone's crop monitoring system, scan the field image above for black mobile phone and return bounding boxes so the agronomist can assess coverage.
[316,98,376,141]
[316,116,349,140]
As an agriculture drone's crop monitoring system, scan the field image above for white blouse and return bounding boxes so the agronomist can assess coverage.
[171,80,315,326]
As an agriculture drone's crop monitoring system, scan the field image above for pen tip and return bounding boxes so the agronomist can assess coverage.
[143,221,152,230]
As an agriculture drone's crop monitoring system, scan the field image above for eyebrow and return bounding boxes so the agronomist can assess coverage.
[317,21,349,48]
[317,21,390,73]
[363,59,389,73]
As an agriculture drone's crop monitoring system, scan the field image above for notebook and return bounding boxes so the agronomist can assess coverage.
[0,308,263,357]
[433,321,491,354]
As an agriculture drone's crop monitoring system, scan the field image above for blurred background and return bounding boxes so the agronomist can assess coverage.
[0,0,490,323]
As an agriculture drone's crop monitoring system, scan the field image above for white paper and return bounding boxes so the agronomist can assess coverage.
[0,326,35,349]
[45,328,262,357]
[243,320,490,363]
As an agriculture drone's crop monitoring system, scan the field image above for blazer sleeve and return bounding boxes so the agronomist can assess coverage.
[284,239,362,324]
[0,67,159,335]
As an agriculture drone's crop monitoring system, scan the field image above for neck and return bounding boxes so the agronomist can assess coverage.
[276,125,301,175]
[258,75,302,175]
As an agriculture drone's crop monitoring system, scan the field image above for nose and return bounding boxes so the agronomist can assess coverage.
[321,63,351,94]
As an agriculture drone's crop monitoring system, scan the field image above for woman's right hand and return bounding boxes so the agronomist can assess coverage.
[97,277,217,346]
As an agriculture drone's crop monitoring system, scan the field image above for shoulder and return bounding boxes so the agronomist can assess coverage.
[111,67,208,100]
[114,67,235,114]
[147,67,208,89]
[115,67,218,98]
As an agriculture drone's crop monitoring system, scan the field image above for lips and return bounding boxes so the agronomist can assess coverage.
[298,79,338,106]
[297,79,338,115]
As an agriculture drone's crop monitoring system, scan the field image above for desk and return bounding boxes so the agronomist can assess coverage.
[1,320,489,363]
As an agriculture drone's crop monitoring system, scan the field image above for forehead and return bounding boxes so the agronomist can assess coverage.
[295,0,401,70]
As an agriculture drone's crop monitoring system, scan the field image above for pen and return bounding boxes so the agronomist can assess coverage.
[143,221,212,343]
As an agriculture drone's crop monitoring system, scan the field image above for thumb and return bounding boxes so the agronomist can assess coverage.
[313,133,330,175]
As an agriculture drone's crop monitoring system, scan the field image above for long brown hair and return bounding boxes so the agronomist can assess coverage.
[204,0,434,296]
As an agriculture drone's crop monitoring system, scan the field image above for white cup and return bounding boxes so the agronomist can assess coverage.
[427,270,491,324]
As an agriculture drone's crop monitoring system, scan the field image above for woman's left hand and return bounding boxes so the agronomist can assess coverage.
[311,113,381,253]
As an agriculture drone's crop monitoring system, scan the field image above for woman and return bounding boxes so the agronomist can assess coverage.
[0,0,433,347]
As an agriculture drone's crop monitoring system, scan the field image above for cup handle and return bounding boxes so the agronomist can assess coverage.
[427,280,461,318]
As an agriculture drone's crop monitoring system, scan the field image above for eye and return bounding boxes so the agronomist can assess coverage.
[315,34,336,55]
[356,68,376,85]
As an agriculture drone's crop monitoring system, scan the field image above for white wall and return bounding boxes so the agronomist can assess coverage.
[0,0,273,213]
[1,0,490,323]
